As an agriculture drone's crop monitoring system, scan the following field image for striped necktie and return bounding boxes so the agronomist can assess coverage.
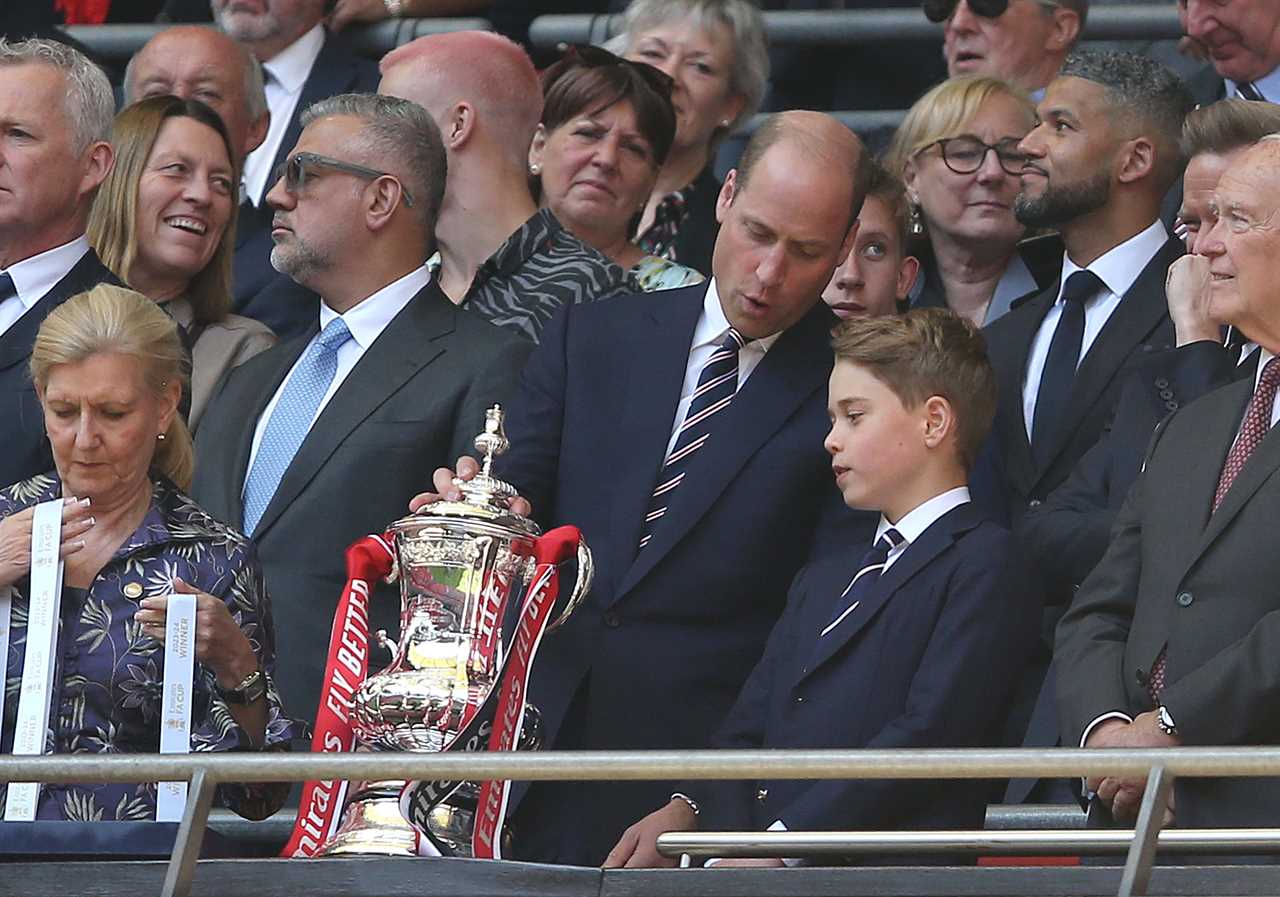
[1237,82,1265,102]
[821,528,905,637]
[638,327,750,550]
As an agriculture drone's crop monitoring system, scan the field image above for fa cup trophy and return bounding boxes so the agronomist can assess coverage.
[301,406,592,858]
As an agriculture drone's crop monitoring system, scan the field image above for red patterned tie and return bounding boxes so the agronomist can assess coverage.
[1150,357,1280,703]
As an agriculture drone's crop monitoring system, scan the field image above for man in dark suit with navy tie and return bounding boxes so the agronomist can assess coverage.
[982,49,1191,801]
[414,111,876,867]
[609,310,1037,868]
[1058,136,1280,833]
[214,0,380,341]
[191,93,529,723]
[0,38,117,489]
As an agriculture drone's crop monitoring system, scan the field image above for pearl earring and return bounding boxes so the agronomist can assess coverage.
[529,163,541,176]
[157,433,166,441]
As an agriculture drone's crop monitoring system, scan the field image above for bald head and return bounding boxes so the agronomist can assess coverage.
[737,111,871,230]
[378,31,542,167]
[125,26,268,161]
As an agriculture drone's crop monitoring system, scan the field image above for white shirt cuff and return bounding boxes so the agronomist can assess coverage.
[702,819,800,867]
[1080,711,1134,799]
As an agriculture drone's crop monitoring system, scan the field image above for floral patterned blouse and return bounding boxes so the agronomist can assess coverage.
[0,473,306,821]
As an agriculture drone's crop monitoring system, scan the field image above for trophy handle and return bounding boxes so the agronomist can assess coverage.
[546,533,593,633]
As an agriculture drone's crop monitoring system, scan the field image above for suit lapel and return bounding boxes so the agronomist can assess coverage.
[250,284,453,539]
[997,287,1055,494]
[1033,238,1181,482]
[0,249,114,372]
[801,503,980,680]
[612,302,832,603]
[600,288,704,587]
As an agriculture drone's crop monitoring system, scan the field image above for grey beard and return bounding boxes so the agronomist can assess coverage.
[1014,170,1111,229]
[270,239,329,284]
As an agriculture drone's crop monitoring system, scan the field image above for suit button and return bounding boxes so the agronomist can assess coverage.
[1165,400,1179,412]
[1176,592,1194,607]
[756,788,769,802]
[1028,499,1042,508]
[795,695,806,704]
[1154,378,1169,390]
[1136,668,1147,685]
[1159,389,1174,401]
[603,612,620,628]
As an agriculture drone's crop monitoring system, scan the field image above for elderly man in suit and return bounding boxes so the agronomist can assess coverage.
[191,93,530,723]
[938,0,1087,99]
[1057,135,1280,833]
[983,49,1191,802]
[414,110,875,866]
[0,37,115,489]
[1182,0,1280,106]
[214,0,380,339]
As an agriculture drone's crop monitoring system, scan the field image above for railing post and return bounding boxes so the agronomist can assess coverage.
[162,768,215,897]
[1118,764,1173,897]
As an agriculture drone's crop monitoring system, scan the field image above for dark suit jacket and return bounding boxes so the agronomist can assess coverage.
[1056,375,1280,828]
[1023,340,1247,592]
[984,236,1183,530]
[498,284,874,865]
[0,249,116,489]
[231,32,380,341]
[191,282,531,721]
[691,503,1037,841]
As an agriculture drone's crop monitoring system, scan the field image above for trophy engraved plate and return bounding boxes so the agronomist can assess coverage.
[317,406,592,857]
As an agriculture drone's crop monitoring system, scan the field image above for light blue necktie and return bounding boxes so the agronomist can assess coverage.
[242,317,352,535]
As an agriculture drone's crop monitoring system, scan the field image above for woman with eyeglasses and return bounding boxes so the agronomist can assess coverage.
[87,96,275,432]
[605,0,769,277]
[530,47,704,293]
[886,75,1057,326]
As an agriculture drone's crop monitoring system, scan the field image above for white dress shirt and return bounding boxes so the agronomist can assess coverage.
[664,279,782,458]
[243,265,430,483]
[241,24,326,207]
[0,236,91,338]
[1227,66,1280,102]
[1021,220,1169,442]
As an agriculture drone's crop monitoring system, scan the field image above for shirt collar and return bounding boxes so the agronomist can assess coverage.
[3,236,90,311]
[1227,66,1280,102]
[1057,219,1168,304]
[262,23,325,93]
[876,485,971,544]
[319,265,431,350]
[693,278,784,354]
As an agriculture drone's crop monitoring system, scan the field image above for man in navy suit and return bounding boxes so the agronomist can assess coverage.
[0,38,117,489]
[214,0,380,340]
[413,110,875,866]
[609,310,1035,867]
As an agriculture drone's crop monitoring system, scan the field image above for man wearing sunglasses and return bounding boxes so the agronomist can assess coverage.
[191,92,531,725]
[931,0,1087,97]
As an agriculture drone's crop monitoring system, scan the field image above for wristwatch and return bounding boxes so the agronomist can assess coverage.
[1156,705,1178,737]
[216,668,267,705]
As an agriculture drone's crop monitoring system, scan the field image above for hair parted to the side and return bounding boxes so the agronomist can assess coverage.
[88,96,238,327]
[30,284,194,491]
[0,36,114,153]
[1180,98,1280,160]
[831,308,997,470]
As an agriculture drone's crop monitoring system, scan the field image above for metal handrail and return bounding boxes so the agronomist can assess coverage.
[527,4,1182,49]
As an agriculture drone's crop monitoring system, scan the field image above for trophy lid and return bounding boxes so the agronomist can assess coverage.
[396,405,540,536]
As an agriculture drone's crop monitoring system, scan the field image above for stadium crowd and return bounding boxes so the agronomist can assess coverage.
[1,0,1280,870]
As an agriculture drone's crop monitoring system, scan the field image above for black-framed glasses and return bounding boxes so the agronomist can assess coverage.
[922,0,1059,23]
[557,43,675,100]
[273,151,415,208]
[921,136,1029,176]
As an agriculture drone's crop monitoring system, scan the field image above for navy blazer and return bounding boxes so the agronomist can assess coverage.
[497,283,874,865]
[231,32,380,341]
[691,503,1037,840]
[0,249,116,489]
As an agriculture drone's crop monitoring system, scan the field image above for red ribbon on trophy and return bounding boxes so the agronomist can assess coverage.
[400,525,583,858]
[280,533,395,858]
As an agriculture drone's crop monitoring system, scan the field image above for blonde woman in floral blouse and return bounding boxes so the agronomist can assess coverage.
[0,284,302,822]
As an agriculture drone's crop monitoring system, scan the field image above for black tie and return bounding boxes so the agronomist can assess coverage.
[1237,82,1265,102]
[1032,270,1104,467]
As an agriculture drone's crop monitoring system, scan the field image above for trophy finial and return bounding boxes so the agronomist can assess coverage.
[474,405,509,477]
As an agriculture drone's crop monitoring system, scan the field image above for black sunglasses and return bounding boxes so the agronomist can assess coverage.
[920,136,1029,176]
[923,0,1059,23]
[557,43,675,100]
[272,151,415,208]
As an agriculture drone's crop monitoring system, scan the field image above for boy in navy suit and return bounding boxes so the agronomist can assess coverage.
[608,309,1038,867]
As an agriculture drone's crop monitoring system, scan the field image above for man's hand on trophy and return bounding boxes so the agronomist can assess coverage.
[407,455,533,517]
[603,798,697,868]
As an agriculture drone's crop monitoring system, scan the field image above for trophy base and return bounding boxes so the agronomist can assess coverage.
[315,782,420,857]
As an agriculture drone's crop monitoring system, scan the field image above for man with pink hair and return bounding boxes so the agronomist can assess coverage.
[380,32,628,343]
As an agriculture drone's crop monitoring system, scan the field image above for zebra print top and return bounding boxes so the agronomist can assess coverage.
[462,209,631,343]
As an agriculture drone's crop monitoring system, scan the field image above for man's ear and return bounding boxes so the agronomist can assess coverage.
[921,394,955,448]
[364,176,408,231]
[896,255,921,300]
[714,168,739,224]
[1046,6,1081,53]
[246,110,270,156]
[79,140,114,198]
[1116,137,1156,185]
[445,102,475,151]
